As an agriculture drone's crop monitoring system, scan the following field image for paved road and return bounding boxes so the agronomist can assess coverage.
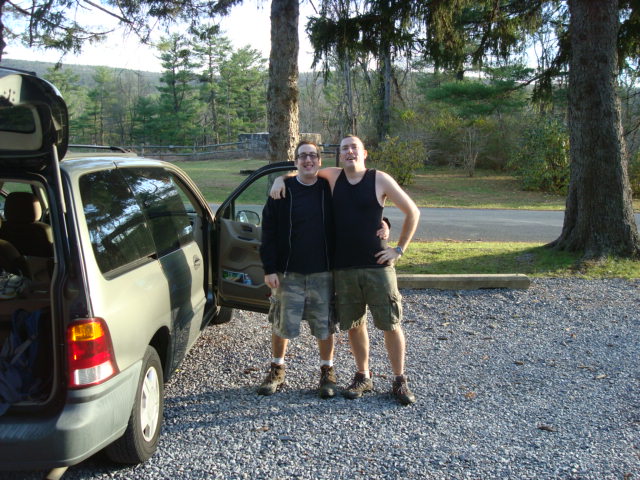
[384,207,640,243]
[216,204,640,243]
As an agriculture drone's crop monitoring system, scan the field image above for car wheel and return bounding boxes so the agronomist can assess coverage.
[210,306,234,325]
[105,346,164,464]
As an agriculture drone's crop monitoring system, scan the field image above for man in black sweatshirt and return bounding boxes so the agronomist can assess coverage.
[258,141,338,398]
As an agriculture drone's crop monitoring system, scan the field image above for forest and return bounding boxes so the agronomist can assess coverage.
[2,3,640,200]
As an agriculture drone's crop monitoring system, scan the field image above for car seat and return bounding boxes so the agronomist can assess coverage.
[0,239,29,277]
[0,192,53,258]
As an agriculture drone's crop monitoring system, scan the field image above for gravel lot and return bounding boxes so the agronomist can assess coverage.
[6,278,640,479]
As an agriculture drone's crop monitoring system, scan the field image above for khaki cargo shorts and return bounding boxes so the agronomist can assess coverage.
[334,266,402,331]
[268,271,336,340]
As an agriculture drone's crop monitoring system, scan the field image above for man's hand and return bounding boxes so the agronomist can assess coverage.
[377,219,390,240]
[264,273,280,289]
[270,176,286,199]
[375,247,402,265]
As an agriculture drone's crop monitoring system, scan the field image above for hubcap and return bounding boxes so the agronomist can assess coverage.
[139,366,160,442]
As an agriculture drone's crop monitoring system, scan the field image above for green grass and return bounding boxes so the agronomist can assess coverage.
[175,158,267,202]
[402,167,569,210]
[398,241,640,279]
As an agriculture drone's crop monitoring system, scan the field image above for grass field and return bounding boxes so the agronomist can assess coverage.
[400,241,640,279]
[174,158,640,278]
[403,169,568,210]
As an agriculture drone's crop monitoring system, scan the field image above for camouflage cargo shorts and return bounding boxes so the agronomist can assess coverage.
[334,266,402,331]
[268,271,336,340]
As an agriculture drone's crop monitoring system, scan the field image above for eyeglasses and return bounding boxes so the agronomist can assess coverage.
[297,152,319,160]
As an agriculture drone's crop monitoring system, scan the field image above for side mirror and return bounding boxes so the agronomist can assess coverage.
[236,210,260,226]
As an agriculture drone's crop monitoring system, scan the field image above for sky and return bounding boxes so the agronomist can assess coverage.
[3,2,319,73]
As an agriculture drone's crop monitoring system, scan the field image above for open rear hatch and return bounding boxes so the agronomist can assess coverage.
[0,68,66,413]
[0,67,68,168]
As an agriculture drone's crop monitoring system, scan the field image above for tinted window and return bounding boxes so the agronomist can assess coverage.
[121,168,194,256]
[80,169,155,275]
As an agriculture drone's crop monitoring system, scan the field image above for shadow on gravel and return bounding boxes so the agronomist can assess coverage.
[163,383,411,434]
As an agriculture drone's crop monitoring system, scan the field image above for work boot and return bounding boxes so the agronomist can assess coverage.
[318,365,337,399]
[392,375,416,405]
[342,371,373,399]
[257,363,285,395]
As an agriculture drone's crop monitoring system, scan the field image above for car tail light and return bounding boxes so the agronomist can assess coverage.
[67,318,119,388]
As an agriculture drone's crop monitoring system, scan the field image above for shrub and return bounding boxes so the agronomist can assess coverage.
[510,116,570,194]
[477,116,518,171]
[368,136,426,186]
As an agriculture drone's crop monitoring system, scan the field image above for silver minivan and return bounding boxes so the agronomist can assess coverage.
[0,67,295,472]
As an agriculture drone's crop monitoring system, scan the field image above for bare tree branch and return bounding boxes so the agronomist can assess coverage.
[81,0,132,24]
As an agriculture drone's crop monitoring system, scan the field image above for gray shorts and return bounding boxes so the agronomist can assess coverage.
[268,271,336,340]
[334,266,402,331]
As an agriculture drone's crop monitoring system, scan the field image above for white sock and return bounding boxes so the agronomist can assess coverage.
[320,359,333,367]
[272,357,285,365]
[359,370,370,379]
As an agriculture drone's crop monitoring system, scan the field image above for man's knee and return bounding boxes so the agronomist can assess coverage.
[348,321,368,334]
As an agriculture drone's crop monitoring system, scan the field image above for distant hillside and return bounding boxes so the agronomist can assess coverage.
[0,58,161,88]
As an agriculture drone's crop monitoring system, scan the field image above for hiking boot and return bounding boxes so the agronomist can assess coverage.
[257,363,285,395]
[318,365,337,399]
[342,371,373,399]
[392,375,416,405]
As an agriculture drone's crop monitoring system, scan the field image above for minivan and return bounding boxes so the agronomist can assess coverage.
[0,67,296,473]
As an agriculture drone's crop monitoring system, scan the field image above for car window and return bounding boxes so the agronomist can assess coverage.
[80,169,156,276]
[228,175,273,227]
[121,168,194,256]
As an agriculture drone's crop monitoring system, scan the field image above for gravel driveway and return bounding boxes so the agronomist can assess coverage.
[7,278,640,479]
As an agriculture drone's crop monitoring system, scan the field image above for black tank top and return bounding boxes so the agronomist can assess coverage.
[333,169,386,268]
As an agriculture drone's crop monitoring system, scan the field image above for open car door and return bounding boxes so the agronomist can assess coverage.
[214,161,296,313]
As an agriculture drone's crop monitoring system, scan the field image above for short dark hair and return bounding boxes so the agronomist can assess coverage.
[295,140,321,158]
[340,135,364,145]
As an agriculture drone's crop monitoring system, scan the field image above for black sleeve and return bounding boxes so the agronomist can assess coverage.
[259,197,278,275]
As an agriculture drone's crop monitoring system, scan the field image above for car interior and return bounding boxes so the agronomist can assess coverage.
[0,179,55,403]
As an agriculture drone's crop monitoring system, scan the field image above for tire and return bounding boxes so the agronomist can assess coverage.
[105,346,164,464]
[210,306,234,325]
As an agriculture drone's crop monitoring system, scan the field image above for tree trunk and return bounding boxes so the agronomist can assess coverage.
[550,0,640,259]
[377,44,392,142]
[0,1,6,61]
[268,0,299,163]
[342,57,357,137]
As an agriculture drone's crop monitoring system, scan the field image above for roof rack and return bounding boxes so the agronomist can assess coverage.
[0,65,38,76]
[67,145,132,153]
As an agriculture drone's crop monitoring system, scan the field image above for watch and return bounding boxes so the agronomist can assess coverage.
[394,245,404,256]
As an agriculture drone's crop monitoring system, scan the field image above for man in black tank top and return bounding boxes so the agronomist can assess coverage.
[330,135,420,405]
